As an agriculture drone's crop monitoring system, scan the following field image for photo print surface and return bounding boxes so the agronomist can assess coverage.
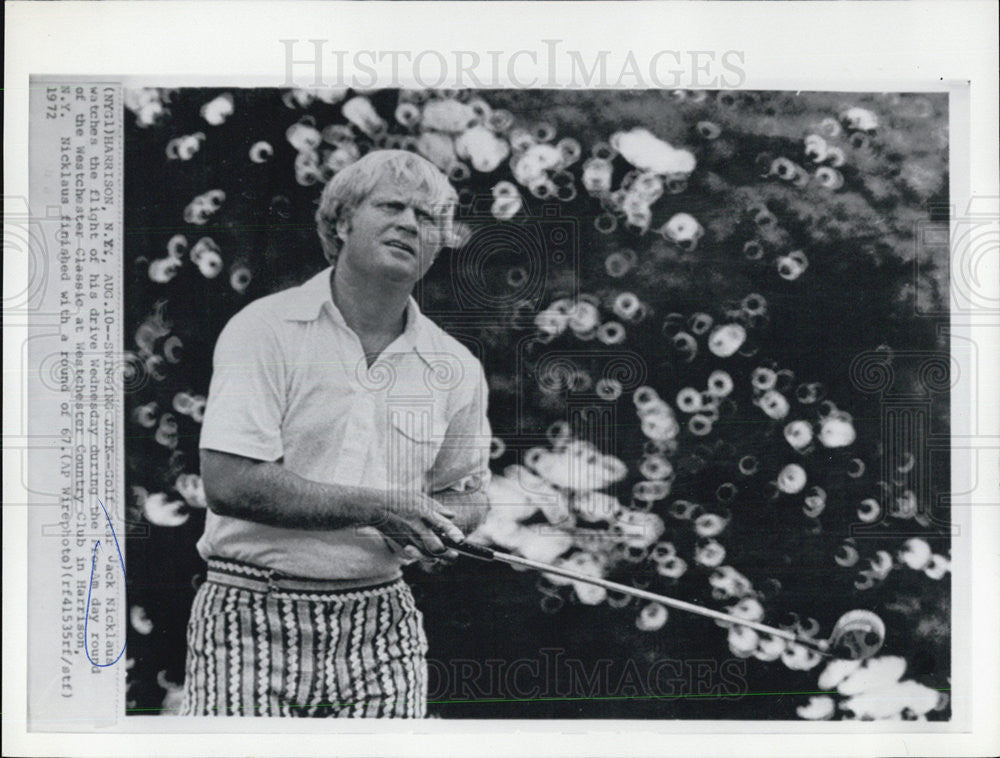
[120,87,951,721]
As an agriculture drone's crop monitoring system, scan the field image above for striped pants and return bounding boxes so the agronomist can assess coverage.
[180,562,428,718]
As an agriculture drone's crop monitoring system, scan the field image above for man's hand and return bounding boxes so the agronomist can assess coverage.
[368,492,465,559]
[430,487,490,534]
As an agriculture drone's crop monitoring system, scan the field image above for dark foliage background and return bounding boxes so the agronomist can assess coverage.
[123,88,950,719]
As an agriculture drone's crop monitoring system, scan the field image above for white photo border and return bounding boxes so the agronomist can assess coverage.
[4,2,998,757]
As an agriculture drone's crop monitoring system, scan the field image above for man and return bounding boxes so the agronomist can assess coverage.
[180,149,492,718]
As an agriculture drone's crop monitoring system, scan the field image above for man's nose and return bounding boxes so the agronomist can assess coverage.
[395,206,419,233]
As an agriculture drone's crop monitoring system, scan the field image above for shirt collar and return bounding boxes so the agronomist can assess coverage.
[282,266,433,363]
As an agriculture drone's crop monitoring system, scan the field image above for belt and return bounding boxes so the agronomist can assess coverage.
[205,557,403,595]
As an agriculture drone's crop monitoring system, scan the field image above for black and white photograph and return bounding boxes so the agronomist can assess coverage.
[6,2,999,757]
[120,86,953,721]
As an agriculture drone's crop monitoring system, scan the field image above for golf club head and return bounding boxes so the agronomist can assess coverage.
[828,610,886,661]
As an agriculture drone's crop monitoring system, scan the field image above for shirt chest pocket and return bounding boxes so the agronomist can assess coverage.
[385,404,448,489]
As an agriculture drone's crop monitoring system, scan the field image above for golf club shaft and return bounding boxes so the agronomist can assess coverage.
[443,538,824,651]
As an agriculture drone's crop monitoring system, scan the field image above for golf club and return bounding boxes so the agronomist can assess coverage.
[441,536,886,661]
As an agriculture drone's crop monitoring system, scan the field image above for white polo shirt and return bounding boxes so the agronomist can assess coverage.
[196,266,492,581]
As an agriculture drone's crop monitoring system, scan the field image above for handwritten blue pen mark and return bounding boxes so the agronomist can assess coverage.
[84,497,127,667]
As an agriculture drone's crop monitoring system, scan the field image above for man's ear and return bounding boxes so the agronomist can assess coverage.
[336,219,349,243]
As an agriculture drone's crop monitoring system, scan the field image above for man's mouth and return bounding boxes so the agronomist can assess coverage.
[384,239,416,257]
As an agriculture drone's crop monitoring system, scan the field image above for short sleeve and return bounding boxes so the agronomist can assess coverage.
[428,362,493,493]
[198,309,286,462]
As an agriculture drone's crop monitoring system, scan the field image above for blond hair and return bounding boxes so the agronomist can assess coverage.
[315,149,458,265]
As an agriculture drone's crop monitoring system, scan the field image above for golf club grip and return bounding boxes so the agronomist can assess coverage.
[440,536,496,561]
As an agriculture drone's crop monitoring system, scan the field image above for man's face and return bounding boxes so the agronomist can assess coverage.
[337,174,451,286]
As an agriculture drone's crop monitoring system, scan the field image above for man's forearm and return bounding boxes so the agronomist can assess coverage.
[431,488,490,534]
[203,453,386,531]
